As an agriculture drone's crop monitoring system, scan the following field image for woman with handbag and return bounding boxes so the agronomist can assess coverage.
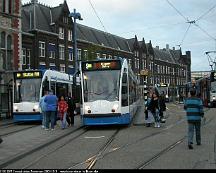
[145,92,155,127]
[58,96,68,129]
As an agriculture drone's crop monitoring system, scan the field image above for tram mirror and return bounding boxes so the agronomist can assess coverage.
[42,77,49,92]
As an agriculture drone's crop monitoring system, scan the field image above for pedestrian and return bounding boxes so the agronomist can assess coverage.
[159,91,167,123]
[39,90,48,129]
[145,92,155,127]
[44,90,58,130]
[58,96,68,129]
[184,88,204,149]
[65,93,76,126]
[148,91,161,128]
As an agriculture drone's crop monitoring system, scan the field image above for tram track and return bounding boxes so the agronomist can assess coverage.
[136,112,214,169]
[0,126,88,169]
[81,110,213,169]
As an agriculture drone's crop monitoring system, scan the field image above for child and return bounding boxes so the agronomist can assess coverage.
[58,96,68,129]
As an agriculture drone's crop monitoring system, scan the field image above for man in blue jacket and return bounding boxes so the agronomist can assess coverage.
[44,90,58,130]
[184,88,204,149]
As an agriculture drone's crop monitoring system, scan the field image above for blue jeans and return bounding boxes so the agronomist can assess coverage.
[46,111,56,129]
[188,121,201,145]
[42,111,46,127]
[61,112,67,129]
[152,109,160,123]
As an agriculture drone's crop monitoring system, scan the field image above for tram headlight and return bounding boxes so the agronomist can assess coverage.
[14,106,18,112]
[213,96,216,100]
[112,104,119,113]
[165,95,169,99]
[85,105,91,113]
[33,105,39,110]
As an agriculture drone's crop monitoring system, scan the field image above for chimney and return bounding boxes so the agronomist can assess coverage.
[166,44,169,50]
[173,47,175,50]
[156,46,159,49]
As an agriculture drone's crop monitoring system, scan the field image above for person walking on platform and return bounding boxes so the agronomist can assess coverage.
[44,90,58,130]
[184,88,204,149]
[148,91,161,128]
[39,90,48,129]
[65,93,76,126]
[145,92,155,127]
[159,91,167,123]
[58,96,68,129]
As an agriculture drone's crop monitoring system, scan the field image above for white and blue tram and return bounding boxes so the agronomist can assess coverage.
[13,69,73,122]
[79,58,141,126]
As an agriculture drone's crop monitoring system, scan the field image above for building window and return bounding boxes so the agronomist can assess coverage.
[39,41,45,57]
[63,17,68,24]
[137,59,139,69]
[26,49,31,67]
[60,64,65,73]
[59,45,65,60]
[2,0,12,14]
[59,27,64,39]
[48,43,56,59]
[1,32,6,48]
[68,47,73,61]
[108,55,112,59]
[78,49,82,60]
[22,48,26,65]
[68,30,72,41]
[96,53,100,59]
[102,54,106,59]
[84,50,88,60]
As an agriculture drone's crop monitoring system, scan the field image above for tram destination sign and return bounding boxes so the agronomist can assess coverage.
[15,71,42,79]
[82,60,121,71]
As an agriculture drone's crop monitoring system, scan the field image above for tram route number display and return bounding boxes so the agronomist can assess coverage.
[82,61,121,71]
[15,71,42,79]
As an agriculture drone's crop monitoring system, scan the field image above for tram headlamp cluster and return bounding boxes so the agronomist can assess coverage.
[33,105,39,112]
[14,106,18,112]
[213,96,216,100]
[85,105,91,113]
[112,104,119,113]
[165,95,169,98]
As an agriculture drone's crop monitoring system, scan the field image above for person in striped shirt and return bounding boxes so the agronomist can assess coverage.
[184,88,204,149]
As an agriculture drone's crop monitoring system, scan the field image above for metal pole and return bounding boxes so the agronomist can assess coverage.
[73,9,78,74]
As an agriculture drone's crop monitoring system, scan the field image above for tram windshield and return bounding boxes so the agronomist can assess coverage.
[14,78,42,102]
[83,70,120,102]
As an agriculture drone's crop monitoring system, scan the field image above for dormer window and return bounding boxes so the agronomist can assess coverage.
[63,17,68,24]
[59,27,64,39]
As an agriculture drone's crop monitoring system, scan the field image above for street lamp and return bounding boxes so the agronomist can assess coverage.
[69,9,83,76]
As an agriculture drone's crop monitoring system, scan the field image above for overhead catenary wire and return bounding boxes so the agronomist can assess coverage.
[88,0,108,33]
[196,3,216,22]
[166,0,216,45]
[179,23,192,47]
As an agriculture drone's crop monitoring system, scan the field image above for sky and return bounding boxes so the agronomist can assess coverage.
[22,0,216,72]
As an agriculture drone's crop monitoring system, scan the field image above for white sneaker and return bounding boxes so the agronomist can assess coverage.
[41,125,45,129]
[157,123,161,128]
[154,123,158,128]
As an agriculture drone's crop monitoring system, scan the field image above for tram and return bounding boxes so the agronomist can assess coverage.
[13,69,73,122]
[79,58,141,126]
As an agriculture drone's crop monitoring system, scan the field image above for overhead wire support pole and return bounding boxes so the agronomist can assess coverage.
[69,9,83,84]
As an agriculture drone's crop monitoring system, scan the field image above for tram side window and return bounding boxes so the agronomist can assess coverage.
[122,72,128,107]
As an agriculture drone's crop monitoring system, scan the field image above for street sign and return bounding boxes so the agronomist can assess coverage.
[140,69,149,76]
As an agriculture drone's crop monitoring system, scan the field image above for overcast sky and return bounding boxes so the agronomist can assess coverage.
[22,0,216,71]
